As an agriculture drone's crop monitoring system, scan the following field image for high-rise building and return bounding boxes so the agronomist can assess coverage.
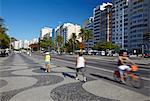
[93,2,113,44]
[128,0,150,52]
[83,17,94,49]
[23,40,30,49]
[112,0,150,52]
[40,27,53,40]
[55,23,81,44]
[12,40,23,49]
[30,38,39,44]
[112,0,129,50]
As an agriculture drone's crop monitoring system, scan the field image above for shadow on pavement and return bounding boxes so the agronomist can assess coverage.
[90,73,122,84]
[66,66,76,70]
[62,72,76,79]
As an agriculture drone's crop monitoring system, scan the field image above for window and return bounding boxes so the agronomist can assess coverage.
[138,0,144,3]
[132,14,142,19]
[124,23,128,26]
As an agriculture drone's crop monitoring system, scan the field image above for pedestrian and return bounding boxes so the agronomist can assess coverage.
[44,52,51,73]
[118,50,135,83]
[75,52,87,82]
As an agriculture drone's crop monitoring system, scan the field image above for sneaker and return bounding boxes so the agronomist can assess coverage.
[83,77,87,82]
[45,70,47,73]
[75,77,79,80]
[121,80,125,84]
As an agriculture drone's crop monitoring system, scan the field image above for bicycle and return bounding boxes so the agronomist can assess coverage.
[113,65,142,88]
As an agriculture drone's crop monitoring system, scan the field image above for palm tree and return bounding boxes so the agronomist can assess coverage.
[0,17,10,48]
[70,33,77,53]
[55,34,63,54]
[78,28,93,52]
[143,32,150,49]
[78,28,86,42]
[84,29,93,50]
[0,17,7,34]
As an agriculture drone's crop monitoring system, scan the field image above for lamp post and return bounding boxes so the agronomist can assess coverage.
[142,44,144,58]
[121,8,124,49]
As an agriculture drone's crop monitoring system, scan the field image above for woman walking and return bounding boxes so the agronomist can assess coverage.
[75,52,87,82]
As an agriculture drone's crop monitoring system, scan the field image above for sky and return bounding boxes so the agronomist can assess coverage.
[1,0,111,40]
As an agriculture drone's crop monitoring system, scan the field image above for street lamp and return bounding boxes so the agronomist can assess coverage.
[142,44,144,58]
[121,8,124,49]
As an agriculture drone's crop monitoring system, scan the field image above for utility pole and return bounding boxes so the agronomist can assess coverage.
[142,44,144,58]
[122,8,124,49]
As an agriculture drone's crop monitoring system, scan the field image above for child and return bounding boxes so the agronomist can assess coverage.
[44,52,51,72]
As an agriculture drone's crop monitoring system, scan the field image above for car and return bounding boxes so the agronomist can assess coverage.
[144,50,150,58]
[129,53,137,57]
[0,49,9,57]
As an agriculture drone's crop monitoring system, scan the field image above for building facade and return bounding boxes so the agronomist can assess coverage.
[12,40,23,49]
[112,0,150,52]
[112,0,129,50]
[128,0,150,52]
[93,2,113,45]
[23,40,30,49]
[83,17,94,49]
[40,27,53,40]
[55,23,81,44]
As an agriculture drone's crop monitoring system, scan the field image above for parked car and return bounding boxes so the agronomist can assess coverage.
[129,53,137,58]
[144,50,150,58]
[0,49,9,57]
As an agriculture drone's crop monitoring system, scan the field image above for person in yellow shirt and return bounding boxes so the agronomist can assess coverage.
[44,52,51,73]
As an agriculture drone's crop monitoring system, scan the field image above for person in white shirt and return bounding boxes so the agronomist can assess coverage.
[75,52,86,82]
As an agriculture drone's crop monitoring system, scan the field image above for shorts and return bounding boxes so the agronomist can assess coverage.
[118,65,131,76]
[76,67,86,72]
[118,65,131,70]
[45,61,50,65]
[119,69,126,76]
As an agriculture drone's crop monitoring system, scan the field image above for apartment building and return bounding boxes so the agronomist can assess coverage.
[55,23,81,44]
[112,0,150,52]
[83,17,94,49]
[12,40,23,49]
[112,0,129,50]
[128,0,150,52]
[93,2,113,44]
[40,27,53,40]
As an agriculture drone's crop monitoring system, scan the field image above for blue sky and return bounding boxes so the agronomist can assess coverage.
[1,0,111,40]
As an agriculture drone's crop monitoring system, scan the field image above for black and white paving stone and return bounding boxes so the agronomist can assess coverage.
[0,53,149,101]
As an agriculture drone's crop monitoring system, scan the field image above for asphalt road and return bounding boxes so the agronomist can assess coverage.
[51,54,150,96]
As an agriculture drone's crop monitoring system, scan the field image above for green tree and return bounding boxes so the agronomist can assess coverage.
[78,28,93,51]
[11,37,17,42]
[65,39,73,53]
[143,32,150,40]
[65,39,80,53]
[40,37,54,51]
[93,42,119,51]
[143,32,150,50]
[0,17,10,48]
[84,29,93,50]
[70,33,77,53]
[55,34,63,53]
[0,34,10,48]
